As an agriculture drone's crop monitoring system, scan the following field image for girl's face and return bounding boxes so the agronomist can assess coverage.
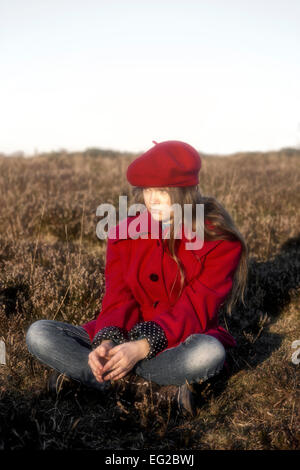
[143,187,172,222]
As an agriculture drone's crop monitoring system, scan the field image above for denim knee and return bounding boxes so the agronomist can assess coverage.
[25,319,54,357]
[182,334,226,374]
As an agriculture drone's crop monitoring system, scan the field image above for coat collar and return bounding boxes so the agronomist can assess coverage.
[109,208,221,257]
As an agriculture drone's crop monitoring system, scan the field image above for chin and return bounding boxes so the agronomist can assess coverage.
[150,211,162,221]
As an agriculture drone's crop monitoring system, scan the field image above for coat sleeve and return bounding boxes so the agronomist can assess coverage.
[91,236,143,349]
[128,238,242,359]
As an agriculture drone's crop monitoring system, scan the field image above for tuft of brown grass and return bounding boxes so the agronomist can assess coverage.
[0,148,299,449]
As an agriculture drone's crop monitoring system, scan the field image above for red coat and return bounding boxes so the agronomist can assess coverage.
[80,209,242,354]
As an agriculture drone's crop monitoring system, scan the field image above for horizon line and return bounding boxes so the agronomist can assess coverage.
[1,144,300,159]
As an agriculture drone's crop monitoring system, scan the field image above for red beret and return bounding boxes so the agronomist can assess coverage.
[126,140,201,187]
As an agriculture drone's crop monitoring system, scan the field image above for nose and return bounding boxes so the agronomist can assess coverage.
[149,191,160,204]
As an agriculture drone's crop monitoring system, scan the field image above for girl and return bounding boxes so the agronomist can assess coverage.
[26,140,248,417]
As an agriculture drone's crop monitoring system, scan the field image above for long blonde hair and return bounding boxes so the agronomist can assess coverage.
[131,184,248,315]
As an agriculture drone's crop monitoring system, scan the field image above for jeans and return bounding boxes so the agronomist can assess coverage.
[25,319,226,389]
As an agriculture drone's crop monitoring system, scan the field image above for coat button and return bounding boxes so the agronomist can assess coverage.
[149,273,159,282]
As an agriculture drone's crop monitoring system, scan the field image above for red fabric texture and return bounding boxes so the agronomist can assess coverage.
[81,209,241,356]
[126,140,201,187]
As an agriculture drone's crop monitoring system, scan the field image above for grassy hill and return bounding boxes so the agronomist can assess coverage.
[0,148,299,450]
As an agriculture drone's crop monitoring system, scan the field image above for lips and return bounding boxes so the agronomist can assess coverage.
[150,205,168,211]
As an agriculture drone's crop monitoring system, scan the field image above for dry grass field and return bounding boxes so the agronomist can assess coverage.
[0,147,299,450]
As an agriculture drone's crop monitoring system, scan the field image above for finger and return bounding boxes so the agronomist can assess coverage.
[102,359,123,375]
[89,362,105,382]
[101,354,123,373]
[95,346,110,358]
[88,353,103,370]
[104,366,126,381]
[107,345,122,357]
[111,370,128,381]
[91,350,108,368]
[88,355,103,376]
[89,365,103,382]
[95,373,105,383]
[112,362,136,380]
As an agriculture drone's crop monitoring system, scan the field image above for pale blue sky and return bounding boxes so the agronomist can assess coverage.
[1,0,300,156]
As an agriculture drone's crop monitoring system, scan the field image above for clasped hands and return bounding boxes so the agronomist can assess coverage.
[88,338,150,382]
